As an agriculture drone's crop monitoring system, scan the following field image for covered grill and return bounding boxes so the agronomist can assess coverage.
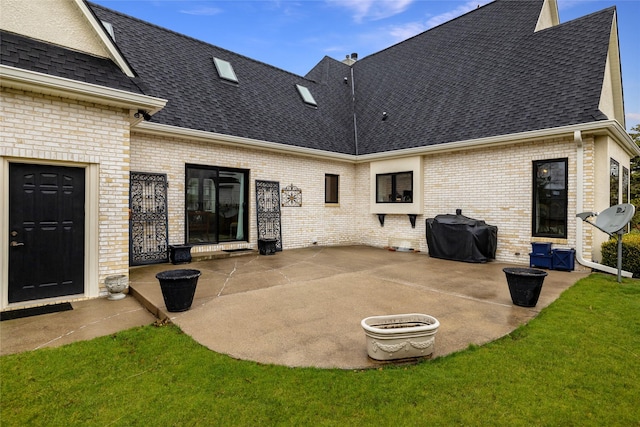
[426,211,497,263]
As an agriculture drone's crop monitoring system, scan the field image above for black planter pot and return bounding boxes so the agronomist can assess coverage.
[258,238,277,255]
[169,244,193,264]
[156,269,201,312]
[503,267,548,307]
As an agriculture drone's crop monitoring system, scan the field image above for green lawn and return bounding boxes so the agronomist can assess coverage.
[2,274,639,426]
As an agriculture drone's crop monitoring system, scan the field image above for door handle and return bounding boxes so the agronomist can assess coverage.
[10,241,24,247]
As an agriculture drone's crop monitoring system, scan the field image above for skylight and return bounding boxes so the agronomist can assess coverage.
[101,21,115,41]
[296,84,317,107]
[213,57,238,83]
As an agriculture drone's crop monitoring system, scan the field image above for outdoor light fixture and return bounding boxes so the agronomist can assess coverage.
[134,109,151,121]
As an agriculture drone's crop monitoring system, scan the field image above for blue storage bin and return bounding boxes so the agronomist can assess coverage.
[529,253,552,269]
[552,249,575,271]
[531,242,552,255]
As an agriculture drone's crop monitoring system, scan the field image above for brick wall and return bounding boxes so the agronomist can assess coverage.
[131,131,591,270]
[1,88,131,295]
[356,137,590,268]
[130,132,359,252]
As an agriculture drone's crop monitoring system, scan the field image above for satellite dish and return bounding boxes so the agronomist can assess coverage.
[594,203,635,235]
[576,203,636,283]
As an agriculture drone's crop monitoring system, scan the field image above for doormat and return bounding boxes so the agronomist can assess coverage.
[223,248,253,253]
[1,302,73,321]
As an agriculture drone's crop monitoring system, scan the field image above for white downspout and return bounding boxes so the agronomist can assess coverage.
[574,130,632,277]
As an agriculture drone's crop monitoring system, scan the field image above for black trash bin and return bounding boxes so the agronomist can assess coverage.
[156,269,201,312]
[502,267,548,307]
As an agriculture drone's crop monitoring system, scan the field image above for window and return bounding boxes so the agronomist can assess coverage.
[296,84,317,106]
[325,174,339,204]
[186,165,248,244]
[622,166,629,203]
[213,57,238,83]
[532,159,567,238]
[610,158,619,206]
[376,171,413,203]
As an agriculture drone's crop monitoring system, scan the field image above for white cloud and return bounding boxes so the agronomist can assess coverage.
[556,0,590,12]
[327,0,414,23]
[382,0,493,44]
[180,6,222,16]
[626,112,640,129]
[426,0,491,29]
[388,21,427,42]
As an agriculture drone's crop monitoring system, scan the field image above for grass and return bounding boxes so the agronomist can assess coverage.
[1,274,639,426]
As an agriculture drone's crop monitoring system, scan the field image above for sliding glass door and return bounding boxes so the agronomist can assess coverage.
[186,165,248,244]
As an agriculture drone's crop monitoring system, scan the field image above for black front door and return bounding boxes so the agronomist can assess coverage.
[8,163,85,303]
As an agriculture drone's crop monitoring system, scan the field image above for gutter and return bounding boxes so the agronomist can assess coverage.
[356,119,640,162]
[0,65,166,113]
[135,121,356,163]
[574,130,632,278]
[351,66,358,156]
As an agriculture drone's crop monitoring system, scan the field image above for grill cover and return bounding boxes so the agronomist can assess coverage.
[426,214,497,263]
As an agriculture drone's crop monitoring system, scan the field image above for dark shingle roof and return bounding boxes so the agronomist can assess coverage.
[90,3,357,154]
[0,31,143,94]
[3,1,615,156]
[352,1,613,154]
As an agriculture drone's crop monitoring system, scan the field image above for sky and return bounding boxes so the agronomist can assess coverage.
[91,0,640,131]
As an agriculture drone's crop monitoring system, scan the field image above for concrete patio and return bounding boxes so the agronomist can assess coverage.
[0,294,155,355]
[131,245,587,369]
[1,246,587,368]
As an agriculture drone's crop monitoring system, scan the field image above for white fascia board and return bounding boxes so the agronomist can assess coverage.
[73,0,136,77]
[0,65,166,113]
[356,120,640,162]
[135,120,640,163]
[134,121,356,163]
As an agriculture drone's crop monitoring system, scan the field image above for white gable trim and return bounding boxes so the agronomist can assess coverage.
[73,0,136,77]
[598,13,625,127]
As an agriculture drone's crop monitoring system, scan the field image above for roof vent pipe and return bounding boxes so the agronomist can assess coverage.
[351,53,358,61]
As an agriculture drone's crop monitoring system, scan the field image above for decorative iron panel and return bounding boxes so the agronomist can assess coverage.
[281,183,302,207]
[129,172,169,265]
[255,180,282,251]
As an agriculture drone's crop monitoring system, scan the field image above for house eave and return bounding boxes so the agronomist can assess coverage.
[355,120,640,162]
[0,64,166,114]
[133,121,357,163]
[134,120,639,163]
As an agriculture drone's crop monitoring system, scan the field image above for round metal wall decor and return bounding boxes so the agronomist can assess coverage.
[281,184,302,207]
